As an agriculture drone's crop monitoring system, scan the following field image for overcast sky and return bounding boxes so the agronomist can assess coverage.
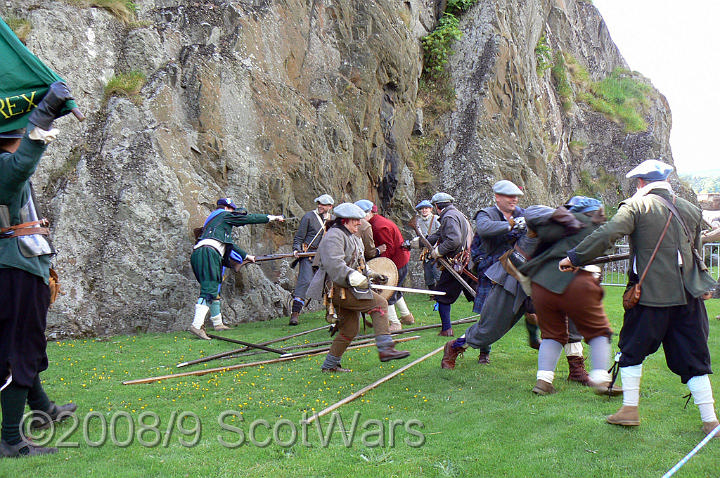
[592,0,720,175]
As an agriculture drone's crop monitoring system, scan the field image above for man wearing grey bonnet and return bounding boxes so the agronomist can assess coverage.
[307,203,411,372]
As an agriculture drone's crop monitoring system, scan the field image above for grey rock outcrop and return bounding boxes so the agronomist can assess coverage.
[430,0,674,215]
[0,0,677,336]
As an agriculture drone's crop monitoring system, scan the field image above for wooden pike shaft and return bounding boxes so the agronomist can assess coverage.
[205,334,287,354]
[123,336,420,385]
[304,345,445,424]
[222,316,480,361]
[219,315,481,361]
[71,107,85,121]
[177,324,329,368]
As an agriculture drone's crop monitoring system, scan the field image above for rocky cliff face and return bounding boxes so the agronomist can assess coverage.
[428,0,674,215]
[1,0,676,336]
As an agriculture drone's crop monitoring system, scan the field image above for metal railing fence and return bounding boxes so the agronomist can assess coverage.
[601,242,720,286]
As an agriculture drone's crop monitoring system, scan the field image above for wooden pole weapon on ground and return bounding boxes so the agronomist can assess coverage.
[177,324,329,368]
[122,336,420,385]
[304,345,446,424]
[408,217,477,298]
[204,334,289,355]
[216,316,480,362]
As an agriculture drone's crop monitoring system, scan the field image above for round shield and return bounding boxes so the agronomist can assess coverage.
[366,257,398,300]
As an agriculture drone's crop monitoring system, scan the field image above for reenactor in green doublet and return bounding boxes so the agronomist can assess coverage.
[561,159,719,435]
[0,82,78,457]
[189,198,284,340]
[518,197,618,396]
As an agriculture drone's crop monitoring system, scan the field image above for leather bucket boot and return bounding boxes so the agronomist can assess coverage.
[607,405,640,426]
[441,340,463,370]
[567,356,591,386]
[378,345,410,362]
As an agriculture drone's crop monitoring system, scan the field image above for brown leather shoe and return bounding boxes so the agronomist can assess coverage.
[400,313,415,325]
[702,420,720,437]
[441,340,464,369]
[591,380,623,396]
[438,328,453,337]
[289,312,299,326]
[477,352,490,364]
[389,322,403,333]
[189,326,211,340]
[379,346,410,362]
[607,405,639,426]
[531,379,556,395]
[321,366,351,373]
[567,356,591,386]
[213,323,231,331]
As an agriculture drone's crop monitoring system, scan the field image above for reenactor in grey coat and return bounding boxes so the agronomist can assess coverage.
[424,193,473,337]
[561,159,719,434]
[414,200,441,289]
[289,194,334,325]
[307,203,410,372]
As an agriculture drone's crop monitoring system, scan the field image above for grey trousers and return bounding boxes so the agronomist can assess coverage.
[293,257,315,299]
[465,283,527,350]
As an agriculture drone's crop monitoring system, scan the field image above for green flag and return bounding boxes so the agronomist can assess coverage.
[0,16,77,133]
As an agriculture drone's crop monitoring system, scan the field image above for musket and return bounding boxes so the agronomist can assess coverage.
[408,217,477,298]
[241,251,315,266]
[587,253,630,265]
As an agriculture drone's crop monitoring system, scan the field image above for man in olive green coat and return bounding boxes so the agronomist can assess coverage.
[560,159,719,435]
[189,198,284,339]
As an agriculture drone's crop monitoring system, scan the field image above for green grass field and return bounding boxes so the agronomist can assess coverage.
[4,288,720,477]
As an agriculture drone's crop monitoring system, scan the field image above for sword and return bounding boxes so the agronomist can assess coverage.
[369,284,445,295]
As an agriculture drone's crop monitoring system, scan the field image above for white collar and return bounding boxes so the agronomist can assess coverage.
[631,180,673,199]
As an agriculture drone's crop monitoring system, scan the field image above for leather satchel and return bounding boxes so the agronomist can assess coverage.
[622,205,674,310]
[622,283,642,310]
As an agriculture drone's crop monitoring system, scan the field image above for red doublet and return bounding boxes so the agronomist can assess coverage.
[369,214,410,269]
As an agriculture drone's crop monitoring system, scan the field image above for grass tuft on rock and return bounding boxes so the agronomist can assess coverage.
[104,70,146,105]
